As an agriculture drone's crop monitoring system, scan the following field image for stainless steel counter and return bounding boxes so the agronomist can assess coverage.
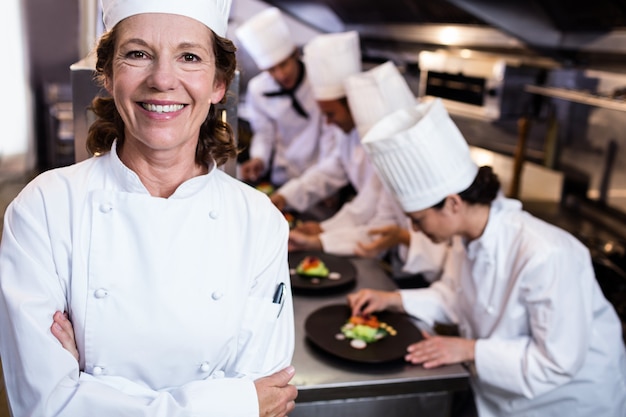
[290,257,470,417]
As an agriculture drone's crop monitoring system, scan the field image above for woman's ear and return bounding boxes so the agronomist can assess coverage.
[210,79,227,104]
[103,74,113,95]
[445,194,463,213]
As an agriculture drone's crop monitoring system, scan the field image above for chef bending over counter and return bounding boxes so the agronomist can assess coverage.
[348,98,626,417]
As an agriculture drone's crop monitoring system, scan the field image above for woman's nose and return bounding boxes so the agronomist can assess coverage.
[146,59,178,90]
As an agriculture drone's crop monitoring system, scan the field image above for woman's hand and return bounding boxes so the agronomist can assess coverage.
[255,366,298,417]
[270,193,287,211]
[405,331,476,369]
[51,311,79,362]
[291,221,322,235]
[288,230,322,251]
[354,225,410,258]
[346,288,404,317]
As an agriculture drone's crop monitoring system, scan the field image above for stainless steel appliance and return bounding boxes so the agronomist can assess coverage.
[417,50,546,121]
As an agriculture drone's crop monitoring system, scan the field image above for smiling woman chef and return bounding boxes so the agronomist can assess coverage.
[0,1,296,416]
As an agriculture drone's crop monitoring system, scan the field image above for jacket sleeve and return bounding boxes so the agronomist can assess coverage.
[246,86,276,170]
[232,210,294,377]
[319,173,382,232]
[318,182,402,255]
[316,122,339,162]
[0,194,293,417]
[400,275,460,327]
[399,238,465,327]
[277,139,347,213]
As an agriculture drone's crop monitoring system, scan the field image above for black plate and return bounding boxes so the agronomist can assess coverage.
[304,304,424,363]
[289,251,356,294]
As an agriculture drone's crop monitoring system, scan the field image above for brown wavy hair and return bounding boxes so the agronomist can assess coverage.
[85,23,238,167]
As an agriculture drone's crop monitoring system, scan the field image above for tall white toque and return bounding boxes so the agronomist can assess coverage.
[303,31,361,100]
[361,99,479,212]
[345,61,418,139]
[101,0,232,37]
[235,7,295,71]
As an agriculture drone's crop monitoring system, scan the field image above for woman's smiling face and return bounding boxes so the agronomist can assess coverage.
[106,13,226,155]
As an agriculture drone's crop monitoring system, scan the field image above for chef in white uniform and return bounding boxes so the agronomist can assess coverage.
[236,7,335,187]
[349,99,626,417]
[270,31,368,214]
[283,58,448,275]
[0,1,296,416]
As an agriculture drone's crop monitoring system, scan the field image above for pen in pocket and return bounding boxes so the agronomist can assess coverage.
[272,282,285,304]
[273,282,286,318]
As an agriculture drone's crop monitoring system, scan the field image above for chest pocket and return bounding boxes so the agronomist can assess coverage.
[234,295,283,374]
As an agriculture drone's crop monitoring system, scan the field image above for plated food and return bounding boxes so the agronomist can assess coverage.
[305,304,423,363]
[255,182,274,195]
[337,314,397,349]
[289,251,355,293]
[296,255,330,278]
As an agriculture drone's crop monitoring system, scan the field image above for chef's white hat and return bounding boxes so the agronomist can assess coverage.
[303,31,361,100]
[362,99,478,212]
[101,0,232,37]
[235,8,295,70]
[345,61,417,138]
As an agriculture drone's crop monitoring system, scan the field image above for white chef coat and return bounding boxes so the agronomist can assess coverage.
[0,142,295,417]
[244,69,336,186]
[319,175,449,269]
[400,196,626,416]
[279,128,449,261]
[277,126,373,213]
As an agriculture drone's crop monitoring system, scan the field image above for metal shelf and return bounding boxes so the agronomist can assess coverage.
[525,84,626,112]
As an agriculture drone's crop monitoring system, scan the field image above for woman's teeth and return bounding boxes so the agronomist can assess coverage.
[142,103,184,113]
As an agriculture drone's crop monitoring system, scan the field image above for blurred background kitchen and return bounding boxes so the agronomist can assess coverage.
[2,0,626,415]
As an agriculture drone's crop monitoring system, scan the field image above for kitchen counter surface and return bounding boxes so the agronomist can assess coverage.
[290,255,470,416]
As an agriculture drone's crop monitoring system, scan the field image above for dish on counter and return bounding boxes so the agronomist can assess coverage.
[255,181,274,195]
[304,304,423,363]
[288,251,356,293]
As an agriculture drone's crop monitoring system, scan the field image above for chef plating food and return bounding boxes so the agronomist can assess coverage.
[349,98,626,416]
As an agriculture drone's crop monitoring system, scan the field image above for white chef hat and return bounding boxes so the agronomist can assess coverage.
[303,31,361,100]
[345,61,417,138]
[362,99,479,212]
[235,8,295,71]
[101,0,232,37]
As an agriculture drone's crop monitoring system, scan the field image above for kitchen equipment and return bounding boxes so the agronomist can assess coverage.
[418,49,544,121]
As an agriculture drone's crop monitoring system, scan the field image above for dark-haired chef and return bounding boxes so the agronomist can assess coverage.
[349,98,626,417]
[236,7,335,187]
[269,30,368,219]
[278,41,448,276]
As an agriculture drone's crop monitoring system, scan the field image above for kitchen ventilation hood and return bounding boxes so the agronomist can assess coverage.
[262,0,626,70]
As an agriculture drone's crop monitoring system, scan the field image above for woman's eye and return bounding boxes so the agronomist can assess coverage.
[182,53,199,62]
[128,51,146,59]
